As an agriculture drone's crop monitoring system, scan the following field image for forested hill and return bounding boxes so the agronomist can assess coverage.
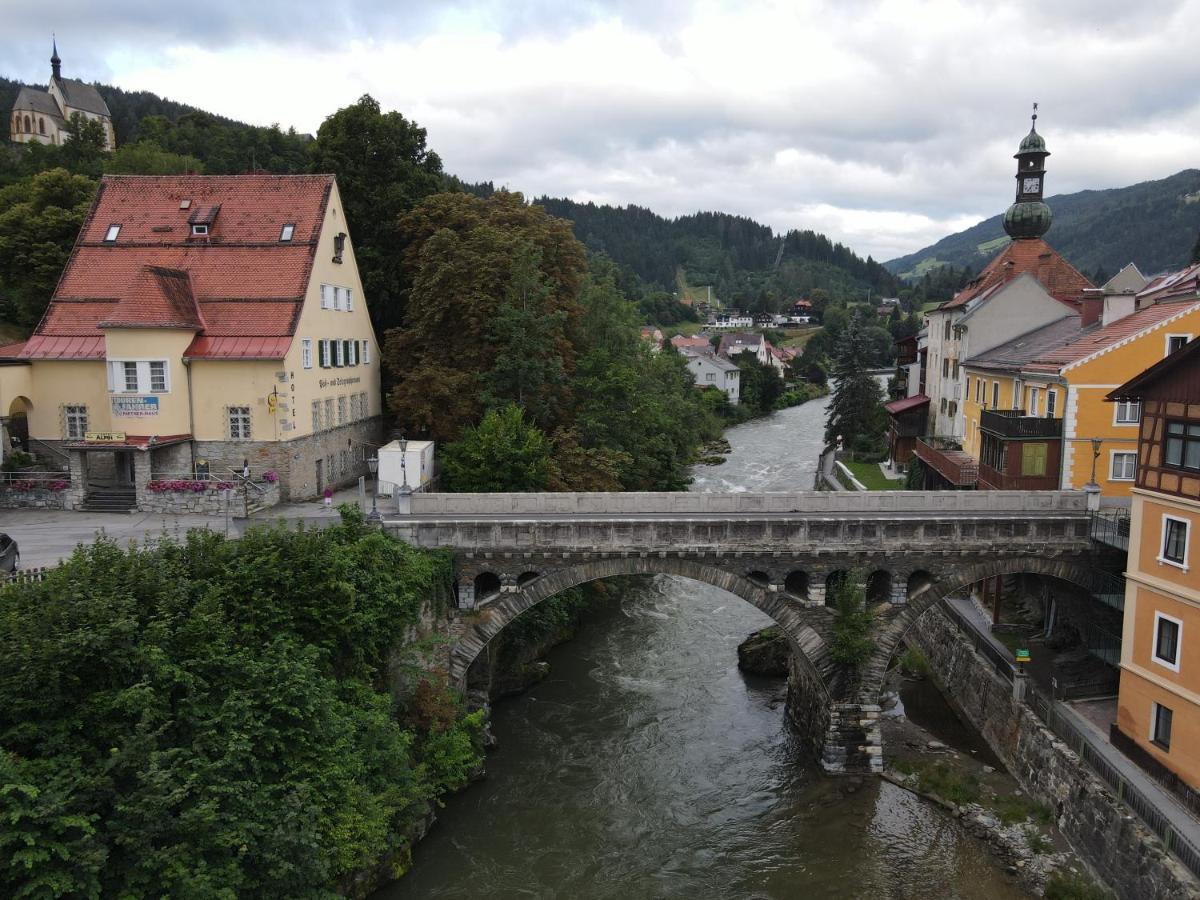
[536,196,900,310]
[887,169,1200,280]
[0,75,310,173]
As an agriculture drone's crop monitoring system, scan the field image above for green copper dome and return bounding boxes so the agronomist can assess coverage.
[1003,200,1052,239]
[1018,125,1046,154]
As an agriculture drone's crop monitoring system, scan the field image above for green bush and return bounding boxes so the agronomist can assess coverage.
[829,570,875,666]
[0,511,477,897]
[1044,871,1111,900]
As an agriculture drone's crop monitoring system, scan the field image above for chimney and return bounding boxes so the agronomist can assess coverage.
[1102,293,1137,327]
[1079,294,1103,327]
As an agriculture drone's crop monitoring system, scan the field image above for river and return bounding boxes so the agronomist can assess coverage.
[379,394,1028,899]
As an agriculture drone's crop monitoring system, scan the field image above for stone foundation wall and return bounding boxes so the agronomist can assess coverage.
[136,481,281,516]
[908,605,1199,900]
[0,486,68,509]
[195,415,383,501]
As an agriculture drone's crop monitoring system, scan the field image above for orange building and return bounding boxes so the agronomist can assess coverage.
[1109,337,1200,786]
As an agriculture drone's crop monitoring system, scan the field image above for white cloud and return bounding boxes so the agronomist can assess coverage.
[9,0,1200,260]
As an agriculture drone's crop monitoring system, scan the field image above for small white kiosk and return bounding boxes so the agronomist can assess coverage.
[376,439,434,513]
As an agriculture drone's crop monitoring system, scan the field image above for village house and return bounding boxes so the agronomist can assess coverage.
[1107,336,1200,787]
[678,347,740,404]
[10,41,115,150]
[0,174,383,511]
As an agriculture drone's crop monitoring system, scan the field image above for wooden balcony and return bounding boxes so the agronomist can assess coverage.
[980,408,1063,439]
[913,437,978,487]
[978,462,1059,491]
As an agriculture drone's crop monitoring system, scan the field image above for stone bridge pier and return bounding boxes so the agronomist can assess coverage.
[385,490,1111,775]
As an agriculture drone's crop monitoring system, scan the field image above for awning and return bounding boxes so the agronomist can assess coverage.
[884,394,930,415]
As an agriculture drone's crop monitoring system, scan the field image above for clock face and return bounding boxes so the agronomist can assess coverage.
[1022,177,1041,194]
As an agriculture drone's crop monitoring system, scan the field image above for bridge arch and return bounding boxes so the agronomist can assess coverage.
[861,555,1122,699]
[449,556,836,698]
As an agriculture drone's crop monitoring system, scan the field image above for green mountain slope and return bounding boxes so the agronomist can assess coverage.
[886,169,1200,279]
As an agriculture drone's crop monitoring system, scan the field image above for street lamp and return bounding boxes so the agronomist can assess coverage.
[398,436,408,492]
[366,454,381,521]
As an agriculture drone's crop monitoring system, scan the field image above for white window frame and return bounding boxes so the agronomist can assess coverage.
[280,223,295,242]
[991,381,1000,410]
[324,398,333,429]
[301,338,313,369]
[1160,514,1190,571]
[104,224,121,242]
[1109,450,1137,482]
[1165,333,1192,357]
[320,284,334,310]
[64,404,88,440]
[1150,701,1174,750]
[362,340,370,365]
[191,223,209,237]
[333,340,343,367]
[312,400,321,432]
[1011,379,1022,409]
[107,359,171,394]
[337,395,347,425]
[227,406,252,441]
[149,361,167,393]
[1029,387,1040,417]
[1046,389,1057,417]
[1114,400,1141,426]
[1152,611,1182,673]
[346,288,353,312]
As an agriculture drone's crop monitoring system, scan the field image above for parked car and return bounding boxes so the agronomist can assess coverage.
[0,533,18,574]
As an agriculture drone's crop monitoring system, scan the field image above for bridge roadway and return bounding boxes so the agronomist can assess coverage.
[384,489,1107,774]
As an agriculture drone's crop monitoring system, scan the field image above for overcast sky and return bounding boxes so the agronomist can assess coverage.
[8,0,1200,261]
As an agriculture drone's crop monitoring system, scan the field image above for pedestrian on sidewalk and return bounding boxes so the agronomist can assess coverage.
[323,487,333,507]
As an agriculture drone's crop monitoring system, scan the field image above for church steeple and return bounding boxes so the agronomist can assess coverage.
[1003,104,1053,240]
[51,36,61,80]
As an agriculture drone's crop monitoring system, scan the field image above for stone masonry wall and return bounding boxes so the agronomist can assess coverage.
[0,486,68,509]
[909,605,1199,900]
[136,481,281,516]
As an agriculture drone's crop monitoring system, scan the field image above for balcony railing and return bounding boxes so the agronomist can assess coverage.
[980,408,1063,439]
[977,462,1059,492]
[913,437,978,486]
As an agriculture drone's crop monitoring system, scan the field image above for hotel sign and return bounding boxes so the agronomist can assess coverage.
[112,395,160,418]
[85,431,126,442]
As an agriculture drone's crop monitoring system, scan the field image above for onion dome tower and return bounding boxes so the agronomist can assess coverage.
[1003,104,1052,240]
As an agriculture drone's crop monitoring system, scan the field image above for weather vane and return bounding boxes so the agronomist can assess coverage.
[1032,102,1038,124]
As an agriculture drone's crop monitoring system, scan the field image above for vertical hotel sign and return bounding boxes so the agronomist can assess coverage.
[112,395,160,418]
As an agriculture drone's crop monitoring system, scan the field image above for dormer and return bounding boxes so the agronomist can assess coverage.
[187,204,221,239]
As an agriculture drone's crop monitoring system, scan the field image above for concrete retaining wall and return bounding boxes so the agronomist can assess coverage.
[909,605,1199,900]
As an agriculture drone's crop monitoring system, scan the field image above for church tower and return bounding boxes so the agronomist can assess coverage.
[1003,105,1053,240]
[51,37,61,80]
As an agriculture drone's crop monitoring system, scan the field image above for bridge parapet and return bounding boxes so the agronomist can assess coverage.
[407,489,1088,517]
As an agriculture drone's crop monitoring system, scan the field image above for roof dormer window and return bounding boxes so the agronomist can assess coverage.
[104,224,120,242]
[280,223,295,242]
[187,204,220,239]
[191,224,209,236]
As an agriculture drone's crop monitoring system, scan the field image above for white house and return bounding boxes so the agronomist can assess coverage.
[680,348,740,404]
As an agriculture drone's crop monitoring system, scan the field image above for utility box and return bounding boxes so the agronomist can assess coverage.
[376,439,434,496]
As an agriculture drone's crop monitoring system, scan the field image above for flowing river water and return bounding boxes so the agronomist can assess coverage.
[380,394,1029,899]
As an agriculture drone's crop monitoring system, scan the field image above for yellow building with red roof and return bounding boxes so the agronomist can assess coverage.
[0,174,383,508]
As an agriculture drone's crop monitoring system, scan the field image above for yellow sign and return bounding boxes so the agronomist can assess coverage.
[266,392,279,414]
[84,431,126,442]
[1015,649,1031,663]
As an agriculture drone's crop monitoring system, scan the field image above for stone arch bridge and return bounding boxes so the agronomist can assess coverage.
[385,490,1114,774]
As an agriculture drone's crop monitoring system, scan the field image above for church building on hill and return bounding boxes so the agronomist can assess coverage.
[9,40,115,150]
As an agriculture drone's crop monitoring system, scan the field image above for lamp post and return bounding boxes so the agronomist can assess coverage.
[366,455,381,521]
[398,436,408,492]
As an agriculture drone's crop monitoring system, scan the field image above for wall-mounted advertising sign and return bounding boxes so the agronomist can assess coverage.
[112,396,160,418]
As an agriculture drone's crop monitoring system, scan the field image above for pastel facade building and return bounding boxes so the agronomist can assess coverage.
[0,174,383,509]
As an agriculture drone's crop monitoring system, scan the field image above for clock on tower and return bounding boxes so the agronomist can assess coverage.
[1003,104,1053,240]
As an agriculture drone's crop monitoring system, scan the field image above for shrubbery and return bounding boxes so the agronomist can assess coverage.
[0,510,481,897]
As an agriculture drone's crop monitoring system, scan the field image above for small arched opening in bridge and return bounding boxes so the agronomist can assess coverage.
[746,570,770,588]
[866,570,892,605]
[517,571,540,586]
[906,570,934,603]
[474,572,502,603]
[825,570,849,601]
[783,570,809,599]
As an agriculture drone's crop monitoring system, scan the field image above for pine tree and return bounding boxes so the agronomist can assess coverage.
[824,322,887,454]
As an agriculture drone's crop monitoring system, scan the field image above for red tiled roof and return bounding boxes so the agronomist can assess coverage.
[22,174,333,360]
[884,394,930,415]
[0,341,28,359]
[940,238,1093,310]
[1136,262,1200,305]
[98,266,204,330]
[1024,300,1200,373]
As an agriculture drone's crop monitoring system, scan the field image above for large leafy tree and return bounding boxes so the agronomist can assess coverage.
[0,515,481,897]
[309,95,444,334]
[385,190,586,441]
[0,168,97,327]
[440,403,551,492]
[824,321,887,454]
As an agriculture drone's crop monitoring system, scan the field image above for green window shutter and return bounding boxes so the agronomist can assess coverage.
[1021,443,1047,476]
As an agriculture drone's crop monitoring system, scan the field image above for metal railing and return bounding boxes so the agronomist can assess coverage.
[0,470,72,488]
[1027,687,1200,878]
[980,408,1064,439]
[941,597,1016,683]
[1090,508,1131,551]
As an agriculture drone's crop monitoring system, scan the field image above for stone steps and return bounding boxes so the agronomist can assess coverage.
[81,487,136,512]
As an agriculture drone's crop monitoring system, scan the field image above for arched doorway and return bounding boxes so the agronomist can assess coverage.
[6,396,32,454]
